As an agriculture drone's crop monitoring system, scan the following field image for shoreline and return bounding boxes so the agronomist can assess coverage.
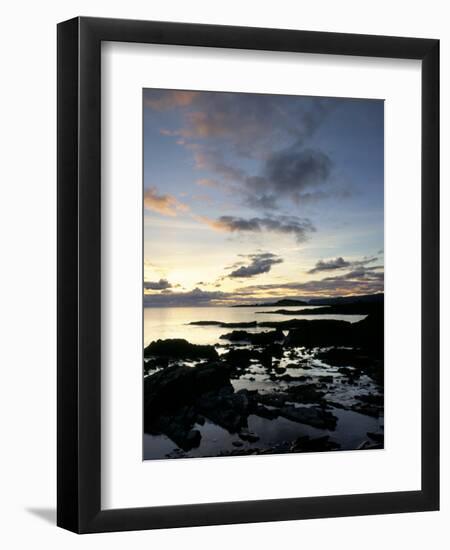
[143,309,384,460]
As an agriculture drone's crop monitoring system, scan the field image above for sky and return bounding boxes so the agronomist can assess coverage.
[143,89,384,307]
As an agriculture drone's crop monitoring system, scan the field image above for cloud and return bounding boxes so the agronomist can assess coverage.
[144,90,198,111]
[143,287,225,307]
[261,147,332,198]
[307,255,378,274]
[229,252,283,278]
[158,92,335,156]
[144,279,172,290]
[190,144,333,210]
[198,215,315,242]
[144,187,189,217]
[193,149,246,182]
[241,268,384,298]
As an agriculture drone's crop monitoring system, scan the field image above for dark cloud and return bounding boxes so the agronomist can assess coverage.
[143,287,225,307]
[241,268,384,298]
[229,252,283,278]
[199,214,315,242]
[308,256,378,274]
[260,147,332,198]
[151,91,335,156]
[144,279,172,290]
[148,90,338,210]
[191,145,333,210]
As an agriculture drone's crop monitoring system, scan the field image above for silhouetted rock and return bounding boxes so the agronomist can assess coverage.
[190,320,257,328]
[280,405,337,430]
[144,338,218,360]
[196,387,257,432]
[144,362,231,424]
[223,348,259,369]
[219,329,283,345]
[290,435,340,452]
[286,383,326,403]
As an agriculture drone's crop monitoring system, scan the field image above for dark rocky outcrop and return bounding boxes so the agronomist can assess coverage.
[144,338,218,360]
[280,405,337,430]
[189,320,257,328]
[219,329,283,345]
[196,387,257,433]
[290,435,340,452]
[144,362,231,424]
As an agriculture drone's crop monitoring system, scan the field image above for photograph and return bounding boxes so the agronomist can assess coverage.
[142,89,385,460]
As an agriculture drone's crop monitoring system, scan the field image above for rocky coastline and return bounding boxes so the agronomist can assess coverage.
[143,301,384,459]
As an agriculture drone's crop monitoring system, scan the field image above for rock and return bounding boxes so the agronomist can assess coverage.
[223,348,259,369]
[144,356,169,373]
[357,439,383,450]
[238,429,260,442]
[196,388,257,433]
[219,329,283,345]
[190,320,257,328]
[149,409,202,451]
[250,330,284,345]
[290,435,340,453]
[220,330,253,342]
[351,403,381,418]
[280,405,337,430]
[258,393,287,408]
[144,338,218,360]
[359,393,384,406]
[254,404,279,419]
[144,362,231,423]
[232,440,244,447]
[285,320,353,348]
[367,431,384,444]
[274,366,286,374]
[286,383,325,403]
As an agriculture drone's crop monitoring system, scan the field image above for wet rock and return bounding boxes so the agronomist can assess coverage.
[286,383,326,403]
[290,435,340,453]
[274,366,287,375]
[367,431,384,444]
[285,320,353,348]
[254,404,280,419]
[144,338,218,360]
[258,393,287,408]
[223,348,259,369]
[260,343,283,369]
[149,409,202,451]
[280,405,337,430]
[359,393,384,406]
[196,387,257,433]
[220,330,253,342]
[351,403,381,418]
[238,429,260,442]
[357,439,383,450]
[250,330,284,345]
[144,362,231,423]
[144,356,169,373]
[220,329,283,346]
[318,347,370,367]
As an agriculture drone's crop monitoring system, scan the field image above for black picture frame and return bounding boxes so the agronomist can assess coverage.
[57,16,439,534]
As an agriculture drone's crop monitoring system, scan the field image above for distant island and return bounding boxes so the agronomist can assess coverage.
[233,293,384,308]
[231,298,308,308]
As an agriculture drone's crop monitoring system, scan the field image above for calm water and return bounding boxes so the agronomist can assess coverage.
[143,306,365,346]
[143,306,379,460]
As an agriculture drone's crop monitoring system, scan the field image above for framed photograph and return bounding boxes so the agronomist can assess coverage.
[57,17,439,533]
